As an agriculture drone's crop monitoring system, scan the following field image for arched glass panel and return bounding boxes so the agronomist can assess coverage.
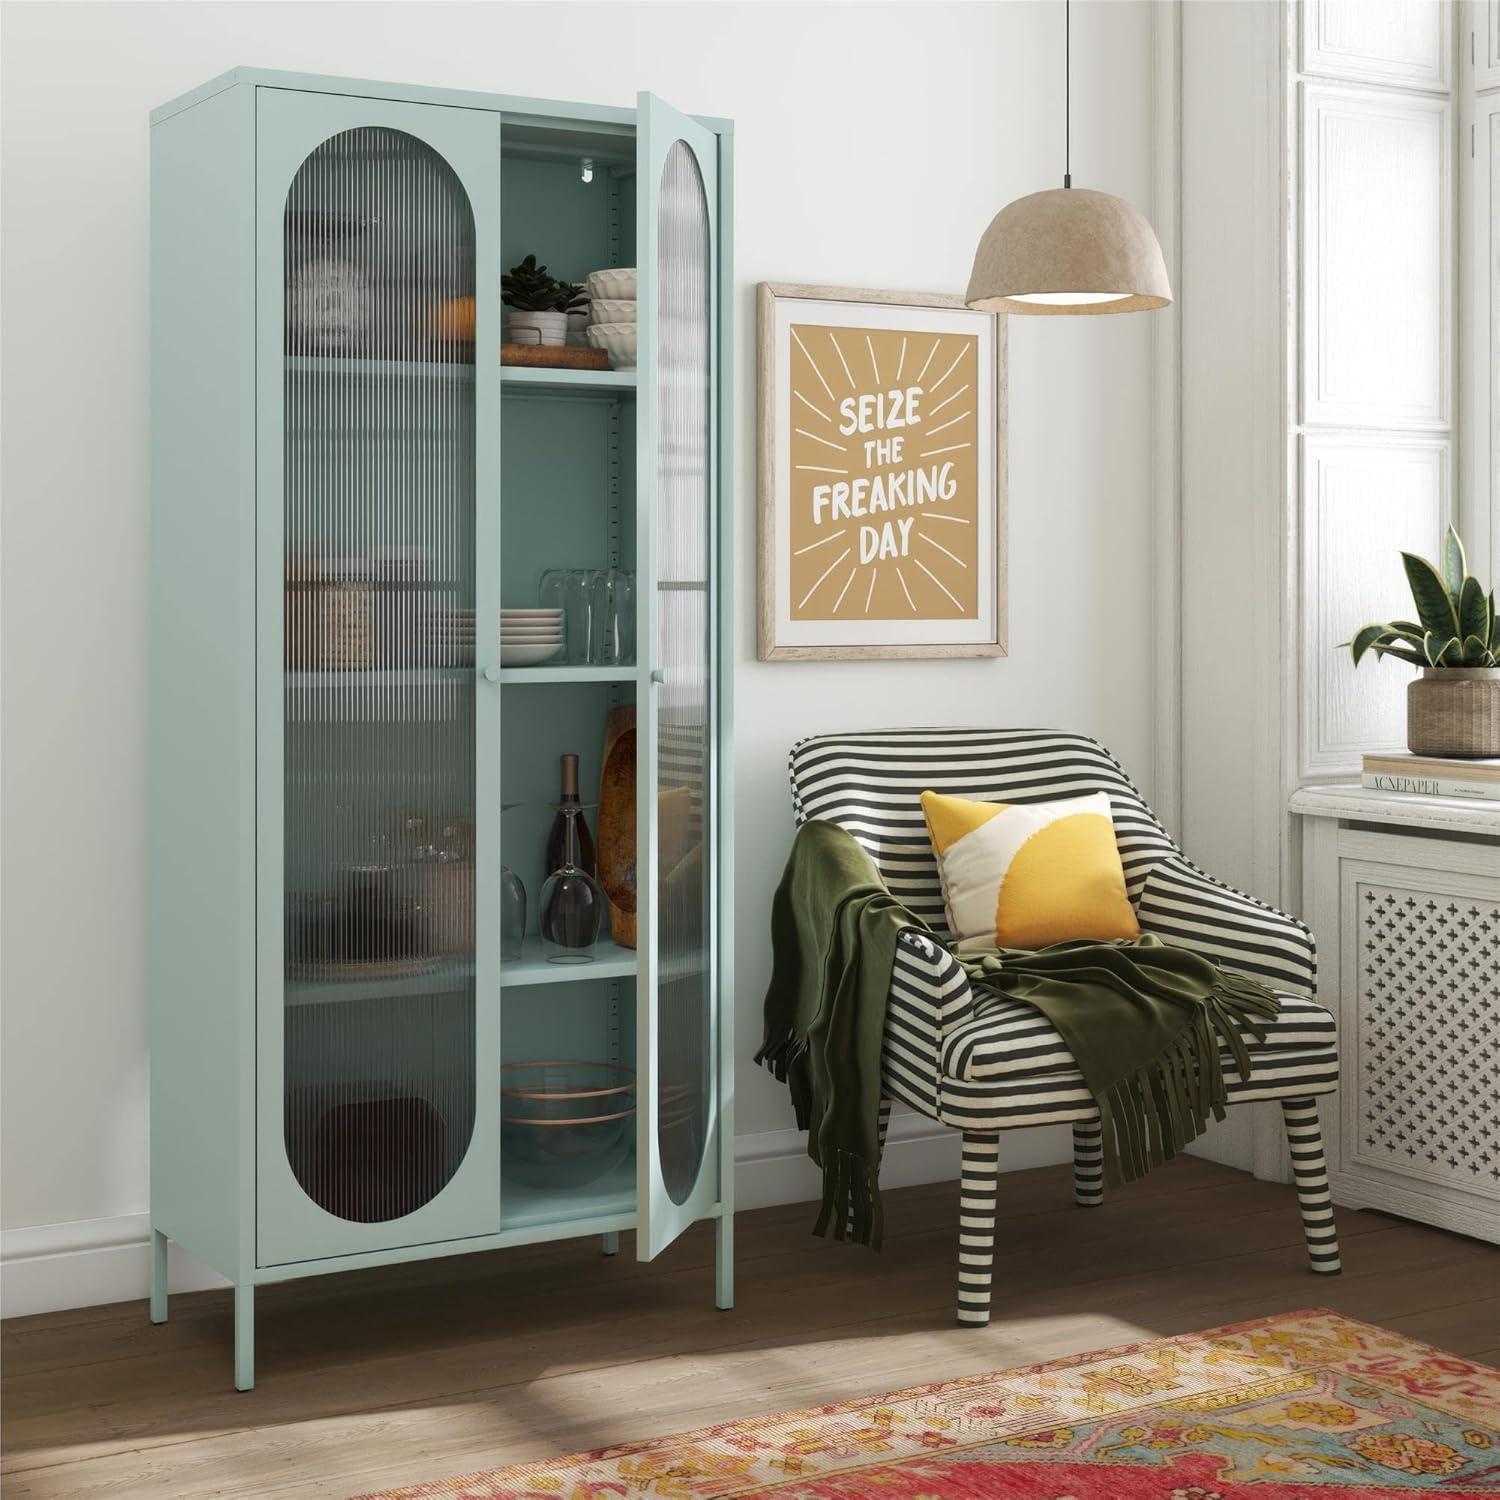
[281,128,477,1223]
[655,139,713,1205]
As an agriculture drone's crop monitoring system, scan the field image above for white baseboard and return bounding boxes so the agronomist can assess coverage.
[1,1119,1071,1320]
[733,1113,1071,1212]
[1,1215,227,1319]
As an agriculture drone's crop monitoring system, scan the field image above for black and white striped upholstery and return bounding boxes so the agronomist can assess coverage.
[791,727,1177,925]
[879,933,1338,1130]
[788,727,1341,1326]
[942,989,1334,1083]
[1137,858,1316,1000]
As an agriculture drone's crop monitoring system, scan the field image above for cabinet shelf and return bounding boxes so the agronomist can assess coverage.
[285,666,637,689]
[500,364,636,397]
[501,1156,636,1230]
[286,669,471,689]
[283,356,635,399]
[285,958,475,1007]
[282,938,636,1002]
[286,354,474,381]
[498,665,635,685]
[501,936,637,986]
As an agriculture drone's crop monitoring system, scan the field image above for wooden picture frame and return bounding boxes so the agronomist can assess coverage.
[757,282,1007,661]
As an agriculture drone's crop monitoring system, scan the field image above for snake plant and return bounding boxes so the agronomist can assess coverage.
[1348,526,1500,670]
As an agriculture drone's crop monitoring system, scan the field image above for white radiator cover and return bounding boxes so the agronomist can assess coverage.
[1294,784,1500,1244]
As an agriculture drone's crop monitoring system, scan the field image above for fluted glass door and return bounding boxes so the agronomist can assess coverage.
[636,95,723,1261]
[256,90,501,1266]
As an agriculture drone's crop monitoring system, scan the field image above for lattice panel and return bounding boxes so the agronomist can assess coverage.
[1356,884,1500,1198]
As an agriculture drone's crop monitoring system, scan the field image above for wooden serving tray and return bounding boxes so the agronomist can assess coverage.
[501,343,610,370]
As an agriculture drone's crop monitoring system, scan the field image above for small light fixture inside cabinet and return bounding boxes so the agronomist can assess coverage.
[580,156,594,184]
[965,0,1171,316]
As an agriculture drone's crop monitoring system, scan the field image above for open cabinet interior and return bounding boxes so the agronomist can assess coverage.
[495,118,641,1230]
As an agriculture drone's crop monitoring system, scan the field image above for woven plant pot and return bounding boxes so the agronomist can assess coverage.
[1407,667,1500,757]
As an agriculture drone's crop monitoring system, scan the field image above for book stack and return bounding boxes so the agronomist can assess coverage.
[1361,752,1500,801]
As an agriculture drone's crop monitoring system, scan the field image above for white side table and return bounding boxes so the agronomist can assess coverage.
[1291,783,1500,1244]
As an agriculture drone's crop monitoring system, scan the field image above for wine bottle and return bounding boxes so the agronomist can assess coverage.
[545,753,596,878]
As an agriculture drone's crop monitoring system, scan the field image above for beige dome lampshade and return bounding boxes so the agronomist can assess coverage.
[966,2,1171,317]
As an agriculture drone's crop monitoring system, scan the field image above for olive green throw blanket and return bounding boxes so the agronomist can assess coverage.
[756,820,1280,1249]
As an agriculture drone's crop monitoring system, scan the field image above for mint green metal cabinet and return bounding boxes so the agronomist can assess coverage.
[149,70,734,1392]
[636,95,726,1267]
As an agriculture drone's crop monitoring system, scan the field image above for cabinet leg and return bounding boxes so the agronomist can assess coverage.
[715,1212,734,1310]
[234,1283,255,1392]
[149,1228,168,1324]
[601,1231,619,1257]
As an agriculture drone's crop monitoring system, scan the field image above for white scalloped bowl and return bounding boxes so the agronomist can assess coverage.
[585,267,637,302]
[589,298,636,325]
[587,322,637,370]
[499,641,563,667]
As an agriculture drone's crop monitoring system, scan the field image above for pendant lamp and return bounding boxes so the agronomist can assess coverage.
[966,0,1171,316]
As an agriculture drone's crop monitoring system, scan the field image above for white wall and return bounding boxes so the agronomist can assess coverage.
[1177,0,1285,1173]
[1179,0,1282,910]
[0,0,1160,1313]
[1177,1,1462,1178]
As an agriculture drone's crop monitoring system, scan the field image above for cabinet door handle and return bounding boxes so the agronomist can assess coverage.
[482,664,503,683]
[650,667,667,685]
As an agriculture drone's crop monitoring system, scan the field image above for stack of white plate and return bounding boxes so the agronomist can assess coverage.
[585,267,637,370]
[501,608,563,667]
[422,606,476,668]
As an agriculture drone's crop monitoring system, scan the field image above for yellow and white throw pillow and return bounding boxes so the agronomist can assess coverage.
[920,789,1140,951]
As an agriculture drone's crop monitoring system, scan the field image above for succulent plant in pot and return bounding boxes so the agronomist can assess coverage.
[556,280,591,347]
[1348,526,1500,757]
[501,254,567,347]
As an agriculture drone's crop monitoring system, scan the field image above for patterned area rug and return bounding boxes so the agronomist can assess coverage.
[359,1309,1500,1497]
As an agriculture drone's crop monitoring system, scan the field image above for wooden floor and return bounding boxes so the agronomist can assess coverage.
[4,1157,1498,1499]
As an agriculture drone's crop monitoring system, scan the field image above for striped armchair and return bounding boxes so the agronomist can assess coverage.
[789,728,1341,1326]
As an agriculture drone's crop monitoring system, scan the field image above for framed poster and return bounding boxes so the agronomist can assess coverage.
[757,282,1006,660]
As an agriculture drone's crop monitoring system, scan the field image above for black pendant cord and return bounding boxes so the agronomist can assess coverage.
[1064,0,1072,188]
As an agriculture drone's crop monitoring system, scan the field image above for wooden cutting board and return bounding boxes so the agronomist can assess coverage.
[501,343,610,370]
[598,705,637,948]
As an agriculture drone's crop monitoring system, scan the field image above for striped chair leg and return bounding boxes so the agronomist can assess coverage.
[1073,1117,1104,1207]
[958,1133,1002,1326]
[877,1097,893,1154]
[1282,1099,1342,1275]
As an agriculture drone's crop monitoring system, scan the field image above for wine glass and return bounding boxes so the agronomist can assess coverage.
[500,800,526,963]
[612,569,636,666]
[589,570,618,665]
[501,867,527,962]
[538,802,604,962]
[561,568,599,664]
[539,568,567,617]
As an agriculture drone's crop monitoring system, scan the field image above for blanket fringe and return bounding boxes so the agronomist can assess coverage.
[757,1027,885,1248]
[1098,978,1277,1189]
[812,1147,883,1249]
[754,1027,813,1130]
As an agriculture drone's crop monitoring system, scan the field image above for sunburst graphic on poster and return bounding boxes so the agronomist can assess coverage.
[759,285,1004,661]
[787,325,979,621]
